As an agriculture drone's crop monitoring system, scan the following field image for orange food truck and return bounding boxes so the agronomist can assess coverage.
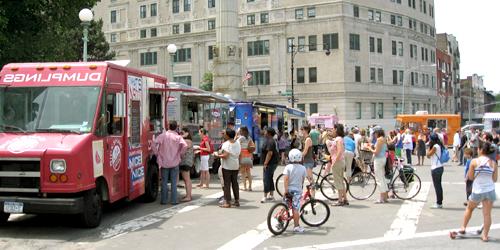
[395,112,461,146]
[0,62,190,227]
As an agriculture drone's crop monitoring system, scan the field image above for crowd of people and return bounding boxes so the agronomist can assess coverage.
[152,120,498,238]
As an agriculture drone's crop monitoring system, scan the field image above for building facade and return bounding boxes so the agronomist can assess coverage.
[94,0,439,129]
[435,47,452,113]
[436,33,460,114]
[460,74,485,124]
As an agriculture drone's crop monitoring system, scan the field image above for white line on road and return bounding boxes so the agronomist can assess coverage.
[283,224,500,250]
[217,221,273,250]
[384,182,431,239]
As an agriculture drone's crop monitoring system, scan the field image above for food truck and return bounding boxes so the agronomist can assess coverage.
[0,62,187,227]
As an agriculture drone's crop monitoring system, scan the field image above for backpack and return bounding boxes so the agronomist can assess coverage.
[396,134,403,148]
[437,146,450,164]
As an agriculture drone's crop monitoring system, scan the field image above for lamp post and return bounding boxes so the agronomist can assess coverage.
[167,44,177,81]
[79,8,94,62]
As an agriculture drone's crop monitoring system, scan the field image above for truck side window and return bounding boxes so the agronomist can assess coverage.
[106,94,123,136]
[149,93,162,132]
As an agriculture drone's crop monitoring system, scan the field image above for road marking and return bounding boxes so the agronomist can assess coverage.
[217,221,273,250]
[283,224,500,250]
[384,182,431,238]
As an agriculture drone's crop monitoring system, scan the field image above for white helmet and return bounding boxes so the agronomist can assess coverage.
[288,149,303,163]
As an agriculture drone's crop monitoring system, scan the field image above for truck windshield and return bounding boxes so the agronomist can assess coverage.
[0,86,100,133]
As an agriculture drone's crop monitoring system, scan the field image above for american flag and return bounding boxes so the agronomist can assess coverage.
[243,72,252,81]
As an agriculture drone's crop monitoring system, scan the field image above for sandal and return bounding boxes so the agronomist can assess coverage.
[181,197,192,202]
[219,203,231,208]
[332,201,345,206]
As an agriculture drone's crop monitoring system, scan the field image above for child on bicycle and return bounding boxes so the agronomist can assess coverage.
[283,148,307,233]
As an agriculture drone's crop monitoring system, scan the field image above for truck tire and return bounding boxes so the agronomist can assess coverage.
[79,188,102,228]
[142,165,159,202]
[0,212,10,225]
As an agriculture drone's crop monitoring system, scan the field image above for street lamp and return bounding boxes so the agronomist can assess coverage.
[79,8,94,62]
[288,41,330,108]
[167,44,177,81]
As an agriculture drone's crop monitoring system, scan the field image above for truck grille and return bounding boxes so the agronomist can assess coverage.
[0,159,40,193]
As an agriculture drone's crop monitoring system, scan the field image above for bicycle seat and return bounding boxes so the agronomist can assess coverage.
[320,159,330,164]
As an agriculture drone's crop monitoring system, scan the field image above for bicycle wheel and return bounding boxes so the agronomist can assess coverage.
[275,174,285,197]
[319,174,348,201]
[348,172,377,200]
[392,172,422,200]
[300,199,330,227]
[267,203,290,235]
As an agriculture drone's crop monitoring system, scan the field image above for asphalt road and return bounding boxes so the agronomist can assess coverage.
[0,156,499,250]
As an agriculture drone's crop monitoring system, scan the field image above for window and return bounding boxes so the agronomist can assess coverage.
[369,37,375,53]
[208,45,214,60]
[421,47,425,60]
[415,72,419,85]
[356,102,362,119]
[425,48,429,61]
[393,70,398,85]
[307,7,316,18]
[308,35,317,51]
[413,45,418,60]
[140,5,147,19]
[140,29,147,38]
[323,33,338,50]
[173,76,192,86]
[150,28,157,37]
[431,50,436,63]
[151,3,157,17]
[399,70,404,84]
[247,40,270,56]
[248,70,270,86]
[111,10,117,23]
[370,68,376,83]
[410,44,414,58]
[375,11,381,22]
[287,38,294,53]
[378,103,384,118]
[378,68,383,83]
[208,0,215,8]
[310,103,318,114]
[398,41,403,56]
[309,67,317,83]
[184,23,191,33]
[208,19,215,30]
[355,66,361,82]
[261,12,269,24]
[354,5,359,17]
[184,0,191,11]
[174,48,192,62]
[349,33,360,50]
[392,41,397,55]
[419,0,423,12]
[297,68,305,83]
[411,72,415,85]
[110,33,117,43]
[247,14,255,25]
[140,52,157,66]
[297,104,305,112]
[295,9,304,19]
[391,15,396,25]
[371,103,377,119]
[409,19,413,29]
[368,10,374,21]
[173,0,180,13]
[377,38,382,53]
[412,0,416,9]
[397,16,402,26]
[298,36,306,52]
[172,24,179,34]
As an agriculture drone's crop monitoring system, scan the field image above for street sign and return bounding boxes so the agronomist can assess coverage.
[287,98,299,103]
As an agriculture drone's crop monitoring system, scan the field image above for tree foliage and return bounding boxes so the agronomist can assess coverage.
[494,93,500,112]
[0,0,114,67]
[200,72,213,91]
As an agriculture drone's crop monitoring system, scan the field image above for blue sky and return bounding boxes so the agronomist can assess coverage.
[435,0,500,94]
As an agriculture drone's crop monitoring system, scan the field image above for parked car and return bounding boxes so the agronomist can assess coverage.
[461,123,484,132]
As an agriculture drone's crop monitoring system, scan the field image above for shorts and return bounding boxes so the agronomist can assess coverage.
[240,157,253,166]
[200,155,210,171]
[303,162,315,169]
[288,189,302,211]
[179,164,191,172]
[469,190,496,203]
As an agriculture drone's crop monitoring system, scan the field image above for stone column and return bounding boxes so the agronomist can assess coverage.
[212,0,245,99]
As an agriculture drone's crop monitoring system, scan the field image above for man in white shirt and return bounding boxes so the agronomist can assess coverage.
[215,128,241,208]
[452,130,461,162]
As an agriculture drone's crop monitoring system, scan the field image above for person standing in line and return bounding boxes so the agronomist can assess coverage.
[309,125,321,158]
[301,124,315,182]
[416,131,427,166]
[344,132,356,181]
[453,129,461,162]
[427,133,445,209]
[261,127,280,203]
[179,127,194,202]
[278,131,289,165]
[215,128,241,208]
[282,149,308,233]
[369,127,389,204]
[153,121,188,205]
[352,128,362,158]
[457,142,498,242]
[395,128,404,158]
[238,126,255,191]
[327,124,348,206]
[197,128,212,189]
[403,129,414,165]
[482,133,498,163]
[290,130,301,149]
[458,130,469,166]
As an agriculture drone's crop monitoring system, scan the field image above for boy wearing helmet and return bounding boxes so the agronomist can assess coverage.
[283,149,307,233]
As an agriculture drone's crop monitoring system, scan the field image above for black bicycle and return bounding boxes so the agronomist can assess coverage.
[275,159,349,201]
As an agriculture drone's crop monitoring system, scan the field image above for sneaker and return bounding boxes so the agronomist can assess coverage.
[260,197,267,203]
[293,226,305,233]
[219,198,225,205]
[478,203,483,209]
[267,196,276,202]
[431,204,443,209]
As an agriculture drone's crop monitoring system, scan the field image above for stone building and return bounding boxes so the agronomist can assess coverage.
[94,0,439,129]
[437,33,461,114]
[461,74,485,124]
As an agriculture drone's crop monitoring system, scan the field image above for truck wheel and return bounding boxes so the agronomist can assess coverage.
[142,165,159,202]
[0,212,10,225]
[79,188,102,228]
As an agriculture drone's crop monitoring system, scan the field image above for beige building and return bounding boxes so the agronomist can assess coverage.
[94,0,439,129]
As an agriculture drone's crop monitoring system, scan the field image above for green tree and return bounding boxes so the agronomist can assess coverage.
[494,93,500,112]
[0,0,114,67]
[200,72,213,91]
